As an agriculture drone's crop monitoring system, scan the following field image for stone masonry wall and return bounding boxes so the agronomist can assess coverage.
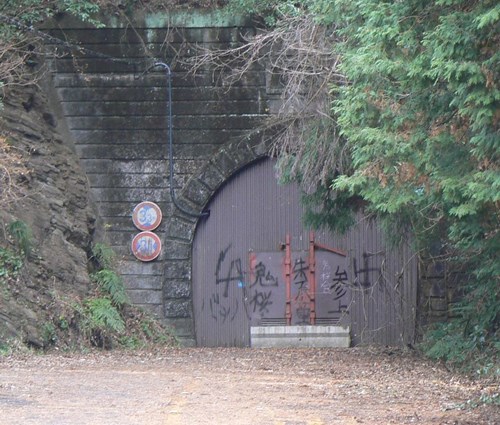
[42,10,270,345]
[417,254,464,337]
[41,10,452,346]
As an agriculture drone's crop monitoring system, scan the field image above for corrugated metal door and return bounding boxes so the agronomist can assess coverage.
[192,159,307,347]
[192,158,417,347]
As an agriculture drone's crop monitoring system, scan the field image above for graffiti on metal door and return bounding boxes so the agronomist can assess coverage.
[243,232,387,327]
[206,244,244,323]
[204,233,386,328]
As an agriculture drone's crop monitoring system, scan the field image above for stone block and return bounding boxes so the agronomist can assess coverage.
[166,216,196,241]
[162,239,191,260]
[87,173,167,189]
[92,187,170,203]
[198,163,225,191]
[164,299,192,318]
[123,275,163,290]
[424,261,446,278]
[127,289,162,305]
[163,317,194,339]
[119,260,164,276]
[163,260,190,280]
[430,279,446,297]
[251,325,351,348]
[213,150,237,176]
[164,280,191,298]
[184,179,211,206]
[226,140,258,166]
[136,303,163,318]
[430,297,447,312]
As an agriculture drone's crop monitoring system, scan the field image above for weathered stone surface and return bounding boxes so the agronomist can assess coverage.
[127,289,163,305]
[164,280,191,298]
[123,276,163,290]
[430,297,448,312]
[164,299,192,318]
[119,260,164,276]
[92,188,170,203]
[87,173,168,189]
[66,114,265,132]
[136,303,164,319]
[40,229,91,291]
[40,12,274,345]
[163,317,194,340]
[166,217,196,241]
[58,86,261,102]
[162,239,191,260]
[212,150,238,176]
[184,179,211,207]
[98,201,172,219]
[163,260,191,280]
[198,162,225,191]
[62,100,262,117]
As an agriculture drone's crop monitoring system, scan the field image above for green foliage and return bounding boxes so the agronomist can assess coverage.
[0,336,32,356]
[234,0,499,371]
[90,269,129,307]
[80,243,128,346]
[1,0,102,26]
[41,322,58,346]
[0,0,103,109]
[226,0,307,26]
[69,297,125,348]
[323,0,499,371]
[7,220,32,257]
[91,242,115,269]
[460,392,500,409]
[59,0,101,26]
[300,187,357,235]
[83,297,126,334]
[422,315,499,378]
[0,247,23,285]
[82,243,175,349]
[138,315,177,345]
[119,311,179,349]
[117,335,143,349]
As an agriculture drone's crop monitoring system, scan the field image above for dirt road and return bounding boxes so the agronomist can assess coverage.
[0,347,498,424]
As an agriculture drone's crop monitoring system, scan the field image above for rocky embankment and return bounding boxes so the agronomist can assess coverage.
[0,84,96,348]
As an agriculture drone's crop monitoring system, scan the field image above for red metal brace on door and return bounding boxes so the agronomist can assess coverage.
[249,250,256,287]
[308,231,316,325]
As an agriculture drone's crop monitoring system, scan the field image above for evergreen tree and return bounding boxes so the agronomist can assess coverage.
[227,0,499,370]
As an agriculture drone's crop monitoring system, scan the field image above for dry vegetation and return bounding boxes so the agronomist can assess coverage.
[184,13,347,193]
[0,136,29,205]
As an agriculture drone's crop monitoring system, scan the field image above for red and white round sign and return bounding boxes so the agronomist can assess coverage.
[132,201,162,231]
[131,231,162,262]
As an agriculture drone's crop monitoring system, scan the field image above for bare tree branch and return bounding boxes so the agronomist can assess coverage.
[183,13,348,193]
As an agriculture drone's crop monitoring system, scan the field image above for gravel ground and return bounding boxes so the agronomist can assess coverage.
[0,347,498,424]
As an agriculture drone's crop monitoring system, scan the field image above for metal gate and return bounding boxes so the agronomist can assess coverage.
[192,158,417,347]
[248,233,351,328]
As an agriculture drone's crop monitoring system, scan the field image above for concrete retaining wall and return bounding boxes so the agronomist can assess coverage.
[251,326,351,348]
